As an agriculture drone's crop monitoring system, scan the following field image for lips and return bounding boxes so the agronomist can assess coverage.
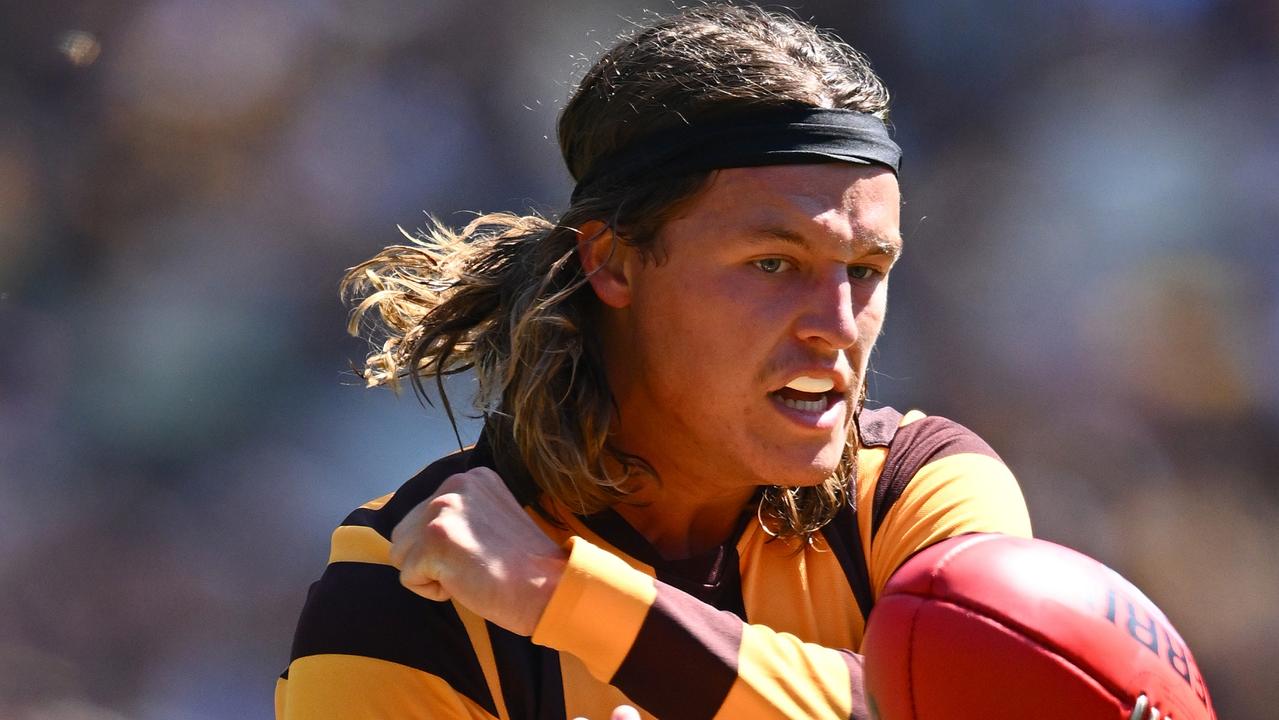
[769,374,846,422]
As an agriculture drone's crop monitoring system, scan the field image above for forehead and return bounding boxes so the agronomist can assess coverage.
[670,163,901,241]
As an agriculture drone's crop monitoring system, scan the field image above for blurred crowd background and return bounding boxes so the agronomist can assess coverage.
[2,0,1276,717]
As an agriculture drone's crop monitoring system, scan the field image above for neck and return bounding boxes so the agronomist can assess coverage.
[611,476,757,560]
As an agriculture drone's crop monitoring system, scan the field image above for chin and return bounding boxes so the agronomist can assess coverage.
[761,449,845,488]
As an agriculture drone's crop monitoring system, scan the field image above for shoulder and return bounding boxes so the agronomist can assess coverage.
[855,406,1031,597]
[857,405,1001,461]
[283,446,499,714]
[856,406,1024,540]
[338,445,481,541]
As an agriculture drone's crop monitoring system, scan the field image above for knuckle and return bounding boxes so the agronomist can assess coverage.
[428,490,462,514]
[422,515,453,542]
[399,565,422,585]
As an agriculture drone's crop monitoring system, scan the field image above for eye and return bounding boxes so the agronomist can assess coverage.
[753,257,793,273]
[848,265,883,281]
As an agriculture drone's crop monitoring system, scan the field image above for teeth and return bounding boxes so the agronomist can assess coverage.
[778,396,828,413]
[785,375,835,393]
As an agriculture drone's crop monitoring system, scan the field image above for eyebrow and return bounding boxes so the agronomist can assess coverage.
[748,226,904,260]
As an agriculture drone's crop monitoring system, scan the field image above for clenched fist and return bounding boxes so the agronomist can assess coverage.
[388,467,569,636]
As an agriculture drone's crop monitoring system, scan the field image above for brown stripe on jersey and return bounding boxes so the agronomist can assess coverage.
[870,416,1002,539]
[657,543,748,620]
[818,502,875,625]
[580,504,751,618]
[340,447,476,538]
[610,584,743,719]
[577,508,668,567]
[841,651,870,720]
[485,621,568,720]
[289,561,497,716]
[856,406,904,448]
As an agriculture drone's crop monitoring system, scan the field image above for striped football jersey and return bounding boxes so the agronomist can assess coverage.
[276,407,1031,719]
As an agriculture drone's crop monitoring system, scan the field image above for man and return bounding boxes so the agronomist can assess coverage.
[277,6,1031,719]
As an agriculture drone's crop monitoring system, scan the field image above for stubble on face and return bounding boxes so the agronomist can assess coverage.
[602,165,898,498]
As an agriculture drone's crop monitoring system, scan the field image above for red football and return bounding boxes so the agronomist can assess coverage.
[862,534,1216,720]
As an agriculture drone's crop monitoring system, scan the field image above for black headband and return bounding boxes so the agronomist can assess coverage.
[571,107,901,202]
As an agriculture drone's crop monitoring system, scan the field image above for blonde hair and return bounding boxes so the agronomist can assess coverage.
[342,5,891,537]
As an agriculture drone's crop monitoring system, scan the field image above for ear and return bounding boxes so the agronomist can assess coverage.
[577,220,632,309]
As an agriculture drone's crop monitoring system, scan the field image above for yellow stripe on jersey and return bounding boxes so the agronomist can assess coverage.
[274,677,286,720]
[559,652,654,720]
[279,654,498,720]
[453,602,512,720]
[531,536,658,682]
[737,523,863,648]
[359,492,394,511]
[328,524,392,566]
[869,451,1032,596]
[718,624,854,719]
[540,499,661,577]
[855,442,891,565]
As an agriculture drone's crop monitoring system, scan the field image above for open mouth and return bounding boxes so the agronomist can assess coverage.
[769,375,843,415]
[772,387,838,413]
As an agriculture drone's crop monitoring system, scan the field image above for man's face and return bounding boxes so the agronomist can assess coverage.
[598,163,902,499]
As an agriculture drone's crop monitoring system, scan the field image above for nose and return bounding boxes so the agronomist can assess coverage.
[794,267,859,350]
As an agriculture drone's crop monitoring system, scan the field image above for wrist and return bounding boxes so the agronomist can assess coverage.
[532,537,659,681]
[514,547,569,636]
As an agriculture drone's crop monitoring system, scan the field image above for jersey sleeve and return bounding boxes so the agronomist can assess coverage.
[277,515,503,720]
[532,536,869,720]
[277,654,497,720]
[866,413,1033,598]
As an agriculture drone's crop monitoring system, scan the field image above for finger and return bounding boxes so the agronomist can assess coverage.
[612,705,640,720]
[400,575,450,602]
[397,533,450,589]
[389,503,430,568]
[389,493,452,568]
[388,534,410,569]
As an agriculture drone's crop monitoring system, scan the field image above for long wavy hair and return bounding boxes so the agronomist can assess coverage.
[341,4,892,538]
